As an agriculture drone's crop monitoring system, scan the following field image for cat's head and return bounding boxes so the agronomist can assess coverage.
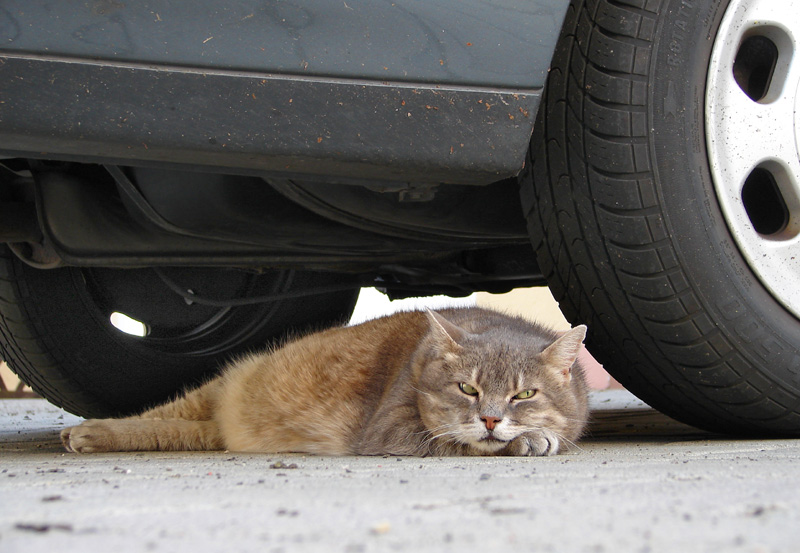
[412,310,589,456]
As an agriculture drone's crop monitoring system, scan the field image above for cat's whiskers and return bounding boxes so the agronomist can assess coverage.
[409,422,460,451]
[410,385,434,398]
[425,431,463,450]
[413,423,454,437]
[430,428,463,440]
[413,419,460,433]
[427,425,460,438]
[416,423,467,449]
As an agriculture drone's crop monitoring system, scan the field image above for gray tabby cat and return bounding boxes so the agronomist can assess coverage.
[62,307,590,456]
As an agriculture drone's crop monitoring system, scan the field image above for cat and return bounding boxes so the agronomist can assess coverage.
[61,307,590,457]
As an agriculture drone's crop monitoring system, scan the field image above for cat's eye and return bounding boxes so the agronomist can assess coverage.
[513,389,537,400]
[458,382,479,396]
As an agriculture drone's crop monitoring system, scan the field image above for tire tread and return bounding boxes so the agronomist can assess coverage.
[523,0,800,434]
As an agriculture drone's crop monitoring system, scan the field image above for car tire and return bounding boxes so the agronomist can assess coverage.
[522,0,800,434]
[0,246,359,418]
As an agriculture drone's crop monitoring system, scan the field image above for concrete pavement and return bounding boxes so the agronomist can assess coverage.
[2,391,799,553]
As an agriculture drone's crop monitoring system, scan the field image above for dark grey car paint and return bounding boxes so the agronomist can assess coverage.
[0,0,569,184]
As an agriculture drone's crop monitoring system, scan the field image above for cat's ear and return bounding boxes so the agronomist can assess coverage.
[425,310,468,353]
[541,325,587,383]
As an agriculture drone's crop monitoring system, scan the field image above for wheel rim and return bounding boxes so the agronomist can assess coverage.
[77,267,294,356]
[706,0,800,319]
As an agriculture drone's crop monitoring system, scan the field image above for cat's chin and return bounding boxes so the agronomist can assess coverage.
[468,436,509,453]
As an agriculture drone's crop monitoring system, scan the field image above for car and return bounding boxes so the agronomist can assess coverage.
[0,0,798,435]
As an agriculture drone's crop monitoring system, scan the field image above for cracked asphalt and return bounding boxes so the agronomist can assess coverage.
[2,390,799,553]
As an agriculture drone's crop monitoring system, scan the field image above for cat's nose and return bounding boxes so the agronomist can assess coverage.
[481,415,501,431]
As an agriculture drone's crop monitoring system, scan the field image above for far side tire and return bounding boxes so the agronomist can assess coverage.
[523,0,800,434]
[0,247,359,418]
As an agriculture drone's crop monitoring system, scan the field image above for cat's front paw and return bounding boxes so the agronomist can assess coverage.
[506,431,560,457]
[61,420,117,453]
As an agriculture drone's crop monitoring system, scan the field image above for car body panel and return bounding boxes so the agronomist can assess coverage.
[0,0,569,185]
[1,0,565,89]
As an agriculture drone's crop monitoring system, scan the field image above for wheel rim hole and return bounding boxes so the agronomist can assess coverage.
[110,312,149,337]
[733,35,779,102]
[741,168,789,236]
